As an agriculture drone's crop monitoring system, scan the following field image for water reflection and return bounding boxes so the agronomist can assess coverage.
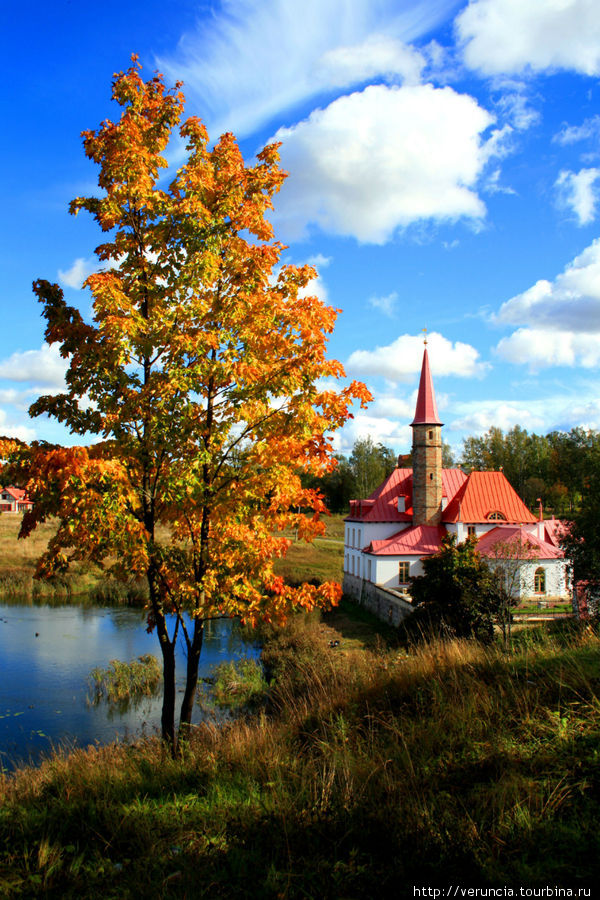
[0,598,259,771]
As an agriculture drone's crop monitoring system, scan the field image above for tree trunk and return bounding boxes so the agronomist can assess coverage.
[178,618,204,746]
[160,633,177,750]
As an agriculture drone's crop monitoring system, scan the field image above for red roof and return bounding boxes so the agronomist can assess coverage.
[346,467,467,522]
[443,471,536,525]
[477,525,564,560]
[411,347,442,426]
[544,517,569,547]
[366,524,446,556]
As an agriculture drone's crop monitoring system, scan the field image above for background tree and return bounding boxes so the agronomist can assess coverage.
[562,443,600,584]
[406,535,499,643]
[349,436,396,498]
[0,59,369,753]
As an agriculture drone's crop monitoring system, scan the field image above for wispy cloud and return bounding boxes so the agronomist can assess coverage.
[555,168,600,225]
[368,291,398,317]
[157,0,460,138]
[554,114,600,145]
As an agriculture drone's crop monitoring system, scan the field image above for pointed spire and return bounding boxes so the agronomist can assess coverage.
[411,347,442,426]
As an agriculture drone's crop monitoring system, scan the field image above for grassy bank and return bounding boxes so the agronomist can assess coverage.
[1,611,599,897]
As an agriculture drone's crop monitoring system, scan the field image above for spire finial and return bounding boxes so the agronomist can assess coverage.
[422,327,428,345]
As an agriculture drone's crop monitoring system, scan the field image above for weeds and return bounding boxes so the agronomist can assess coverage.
[87,655,162,708]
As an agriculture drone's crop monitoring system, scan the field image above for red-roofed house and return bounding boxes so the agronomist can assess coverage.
[343,347,570,613]
[0,486,33,513]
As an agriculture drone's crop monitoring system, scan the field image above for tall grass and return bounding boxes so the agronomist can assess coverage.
[1,614,599,896]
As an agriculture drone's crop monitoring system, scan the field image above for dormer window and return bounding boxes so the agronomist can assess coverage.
[487,511,506,521]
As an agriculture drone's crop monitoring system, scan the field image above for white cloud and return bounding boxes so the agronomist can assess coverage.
[555,168,600,225]
[558,397,600,430]
[452,401,546,434]
[496,238,600,332]
[317,34,425,88]
[0,409,36,441]
[157,0,458,139]
[299,274,328,304]
[457,0,600,77]
[58,256,96,289]
[0,344,69,388]
[368,291,398,317]
[306,253,332,269]
[554,114,600,145]
[346,331,488,382]
[333,413,412,455]
[273,83,494,243]
[496,328,600,369]
[370,393,414,420]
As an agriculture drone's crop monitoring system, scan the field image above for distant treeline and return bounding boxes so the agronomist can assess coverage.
[305,427,600,516]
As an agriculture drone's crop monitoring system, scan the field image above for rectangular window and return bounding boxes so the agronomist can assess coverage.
[367,559,372,582]
[467,526,476,538]
[352,528,356,549]
[398,561,410,584]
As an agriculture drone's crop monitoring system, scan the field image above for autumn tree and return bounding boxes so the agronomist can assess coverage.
[0,59,369,752]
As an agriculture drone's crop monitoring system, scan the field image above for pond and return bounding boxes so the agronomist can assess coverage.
[0,600,260,772]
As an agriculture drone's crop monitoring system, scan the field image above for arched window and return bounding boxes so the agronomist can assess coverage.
[487,511,506,521]
[534,567,546,594]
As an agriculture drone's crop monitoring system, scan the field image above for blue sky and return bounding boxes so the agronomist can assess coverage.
[3,0,600,457]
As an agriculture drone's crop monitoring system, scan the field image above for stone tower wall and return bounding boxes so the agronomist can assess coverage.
[412,423,442,525]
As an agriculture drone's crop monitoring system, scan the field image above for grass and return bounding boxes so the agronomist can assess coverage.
[1,611,599,897]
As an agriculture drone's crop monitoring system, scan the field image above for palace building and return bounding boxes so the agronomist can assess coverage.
[342,346,570,620]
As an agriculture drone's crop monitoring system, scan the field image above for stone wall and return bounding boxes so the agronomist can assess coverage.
[342,574,414,627]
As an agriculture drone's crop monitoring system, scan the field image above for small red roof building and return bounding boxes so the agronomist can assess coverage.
[0,485,33,513]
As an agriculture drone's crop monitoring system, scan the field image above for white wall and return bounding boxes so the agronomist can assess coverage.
[344,520,408,551]
[488,558,569,600]
[370,555,425,589]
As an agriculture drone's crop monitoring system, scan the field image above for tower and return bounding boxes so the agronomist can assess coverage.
[411,344,443,525]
